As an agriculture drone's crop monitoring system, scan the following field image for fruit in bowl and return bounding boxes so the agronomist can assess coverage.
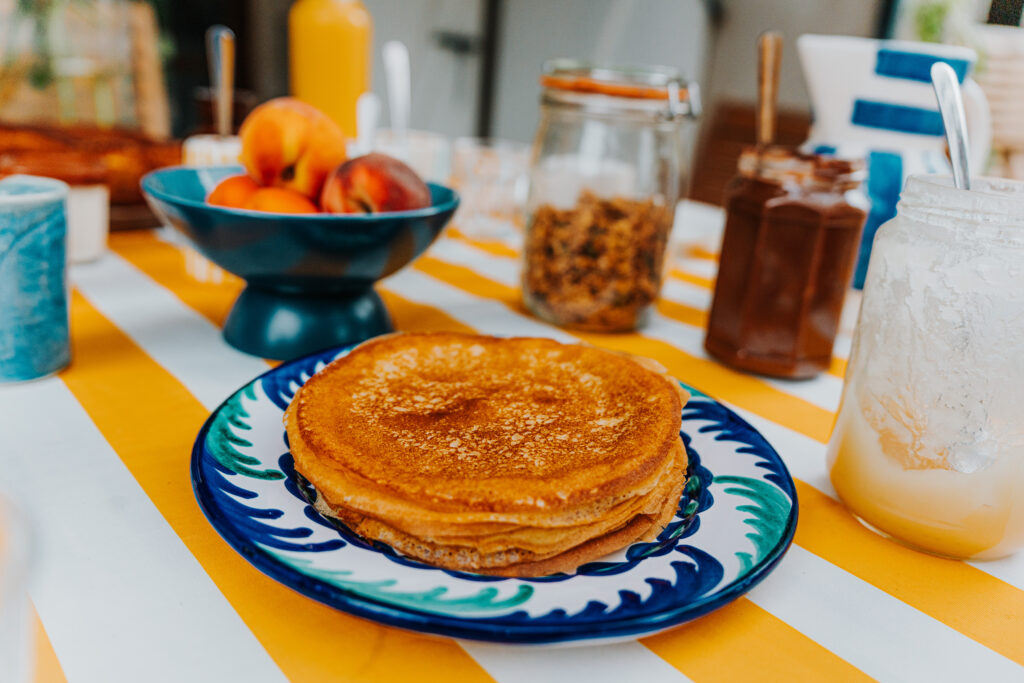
[320,152,431,214]
[238,97,348,200]
[211,98,433,217]
[207,174,260,208]
[244,187,319,214]
[142,164,460,360]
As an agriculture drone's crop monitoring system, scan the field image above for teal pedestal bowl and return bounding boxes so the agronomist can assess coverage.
[142,165,458,360]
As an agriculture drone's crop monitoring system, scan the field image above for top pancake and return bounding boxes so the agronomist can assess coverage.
[287,333,684,516]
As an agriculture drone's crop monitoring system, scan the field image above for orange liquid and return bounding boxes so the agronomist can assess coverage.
[827,389,1024,560]
[289,0,372,138]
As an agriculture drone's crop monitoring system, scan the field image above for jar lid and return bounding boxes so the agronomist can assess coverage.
[539,59,700,120]
[737,146,865,187]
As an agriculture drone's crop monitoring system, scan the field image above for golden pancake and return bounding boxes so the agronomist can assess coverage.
[289,428,678,534]
[286,332,687,576]
[288,333,683,512]
[314,441,686,556]
[311,439,687,575]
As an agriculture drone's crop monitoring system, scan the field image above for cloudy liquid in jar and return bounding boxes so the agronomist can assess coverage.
[825,176,1024,560]
[828,380,1024,560]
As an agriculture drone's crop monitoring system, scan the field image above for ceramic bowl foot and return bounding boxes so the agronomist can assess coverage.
[223,286,393,360]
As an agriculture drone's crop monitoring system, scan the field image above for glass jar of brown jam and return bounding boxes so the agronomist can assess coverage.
[704,147,868,379]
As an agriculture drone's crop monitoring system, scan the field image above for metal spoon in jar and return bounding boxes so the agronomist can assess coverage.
[931,62,972,191]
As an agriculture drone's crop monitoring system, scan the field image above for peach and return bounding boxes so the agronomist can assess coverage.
[207,174,260,209]
[239,97,347,200]
[320,153,430,214]
[243,187,319,214]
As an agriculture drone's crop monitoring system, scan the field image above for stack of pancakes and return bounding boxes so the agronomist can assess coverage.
[285,332,688,577]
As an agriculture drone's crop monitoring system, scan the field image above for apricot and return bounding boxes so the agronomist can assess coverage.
[320,153,430,214]
[243,187,319,214]
[207,174,260,209]
[238,97,347,200]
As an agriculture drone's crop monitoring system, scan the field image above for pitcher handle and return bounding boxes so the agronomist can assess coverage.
[962,79,992,173]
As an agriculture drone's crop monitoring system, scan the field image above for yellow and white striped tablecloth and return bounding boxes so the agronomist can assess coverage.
[6,219,1024,683]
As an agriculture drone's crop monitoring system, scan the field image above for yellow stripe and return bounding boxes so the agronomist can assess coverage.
[109,231,477,352]
[669,267,715,290]
[32,605,66,683]
[380,289,478,334]
[656,298,709,329]
[114,232,1024,669]
[830,356,848,379]
[411,253,1024,666]
[642,599,872,682]
[60,289,493,683]
[794,481,1024,666]
[439,233,848,381]
[444,226,521,259]
[120,232,848,388]
[117,233,867,681]
[413,256,833,443]
[111,231,243,327]
[683,245,719,262]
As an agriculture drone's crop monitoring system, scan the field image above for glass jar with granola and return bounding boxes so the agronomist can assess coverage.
[522,60,700,332]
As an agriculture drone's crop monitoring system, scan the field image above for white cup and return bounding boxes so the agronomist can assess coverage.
[66,184,110,263]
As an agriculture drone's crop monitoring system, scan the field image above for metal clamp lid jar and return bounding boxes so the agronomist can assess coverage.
[522,60,700,332]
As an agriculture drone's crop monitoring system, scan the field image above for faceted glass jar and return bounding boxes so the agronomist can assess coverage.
[704,148,868,379]
[521,60,699,332]
[828,175,1024,560]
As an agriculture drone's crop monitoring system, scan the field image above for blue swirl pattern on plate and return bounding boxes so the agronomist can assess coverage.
[192,343,798,644]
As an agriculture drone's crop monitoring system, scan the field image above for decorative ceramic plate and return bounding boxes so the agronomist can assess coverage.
[192,344,798,645]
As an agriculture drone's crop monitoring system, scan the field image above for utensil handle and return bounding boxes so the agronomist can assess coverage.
[356,92,381,156]
[757,31,783,148]
[931,62,972,191]
[206,25,236,137]
[383,40,411,151]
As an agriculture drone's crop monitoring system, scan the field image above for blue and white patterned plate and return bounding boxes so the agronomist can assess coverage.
[192,344,798,645]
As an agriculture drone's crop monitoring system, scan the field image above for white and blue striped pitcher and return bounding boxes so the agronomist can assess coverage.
[797,35,991,288]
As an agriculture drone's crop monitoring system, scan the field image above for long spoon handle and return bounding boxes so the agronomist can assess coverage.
[931,62,972,191]
[756,31,783,148]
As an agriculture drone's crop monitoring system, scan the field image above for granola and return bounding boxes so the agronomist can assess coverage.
[523,191,672,331]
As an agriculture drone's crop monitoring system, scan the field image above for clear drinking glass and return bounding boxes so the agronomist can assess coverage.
[0,495,33,683]
[372,129,452,184]
[449,137,529,241]
[827,175,1024,560]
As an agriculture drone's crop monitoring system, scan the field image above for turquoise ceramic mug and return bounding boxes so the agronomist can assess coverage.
[0,175,70,382]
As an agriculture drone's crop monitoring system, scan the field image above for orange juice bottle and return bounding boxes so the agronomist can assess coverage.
[288,0,372,138]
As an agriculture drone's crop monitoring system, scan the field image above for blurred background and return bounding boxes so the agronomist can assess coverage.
[0,0,1021,207]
